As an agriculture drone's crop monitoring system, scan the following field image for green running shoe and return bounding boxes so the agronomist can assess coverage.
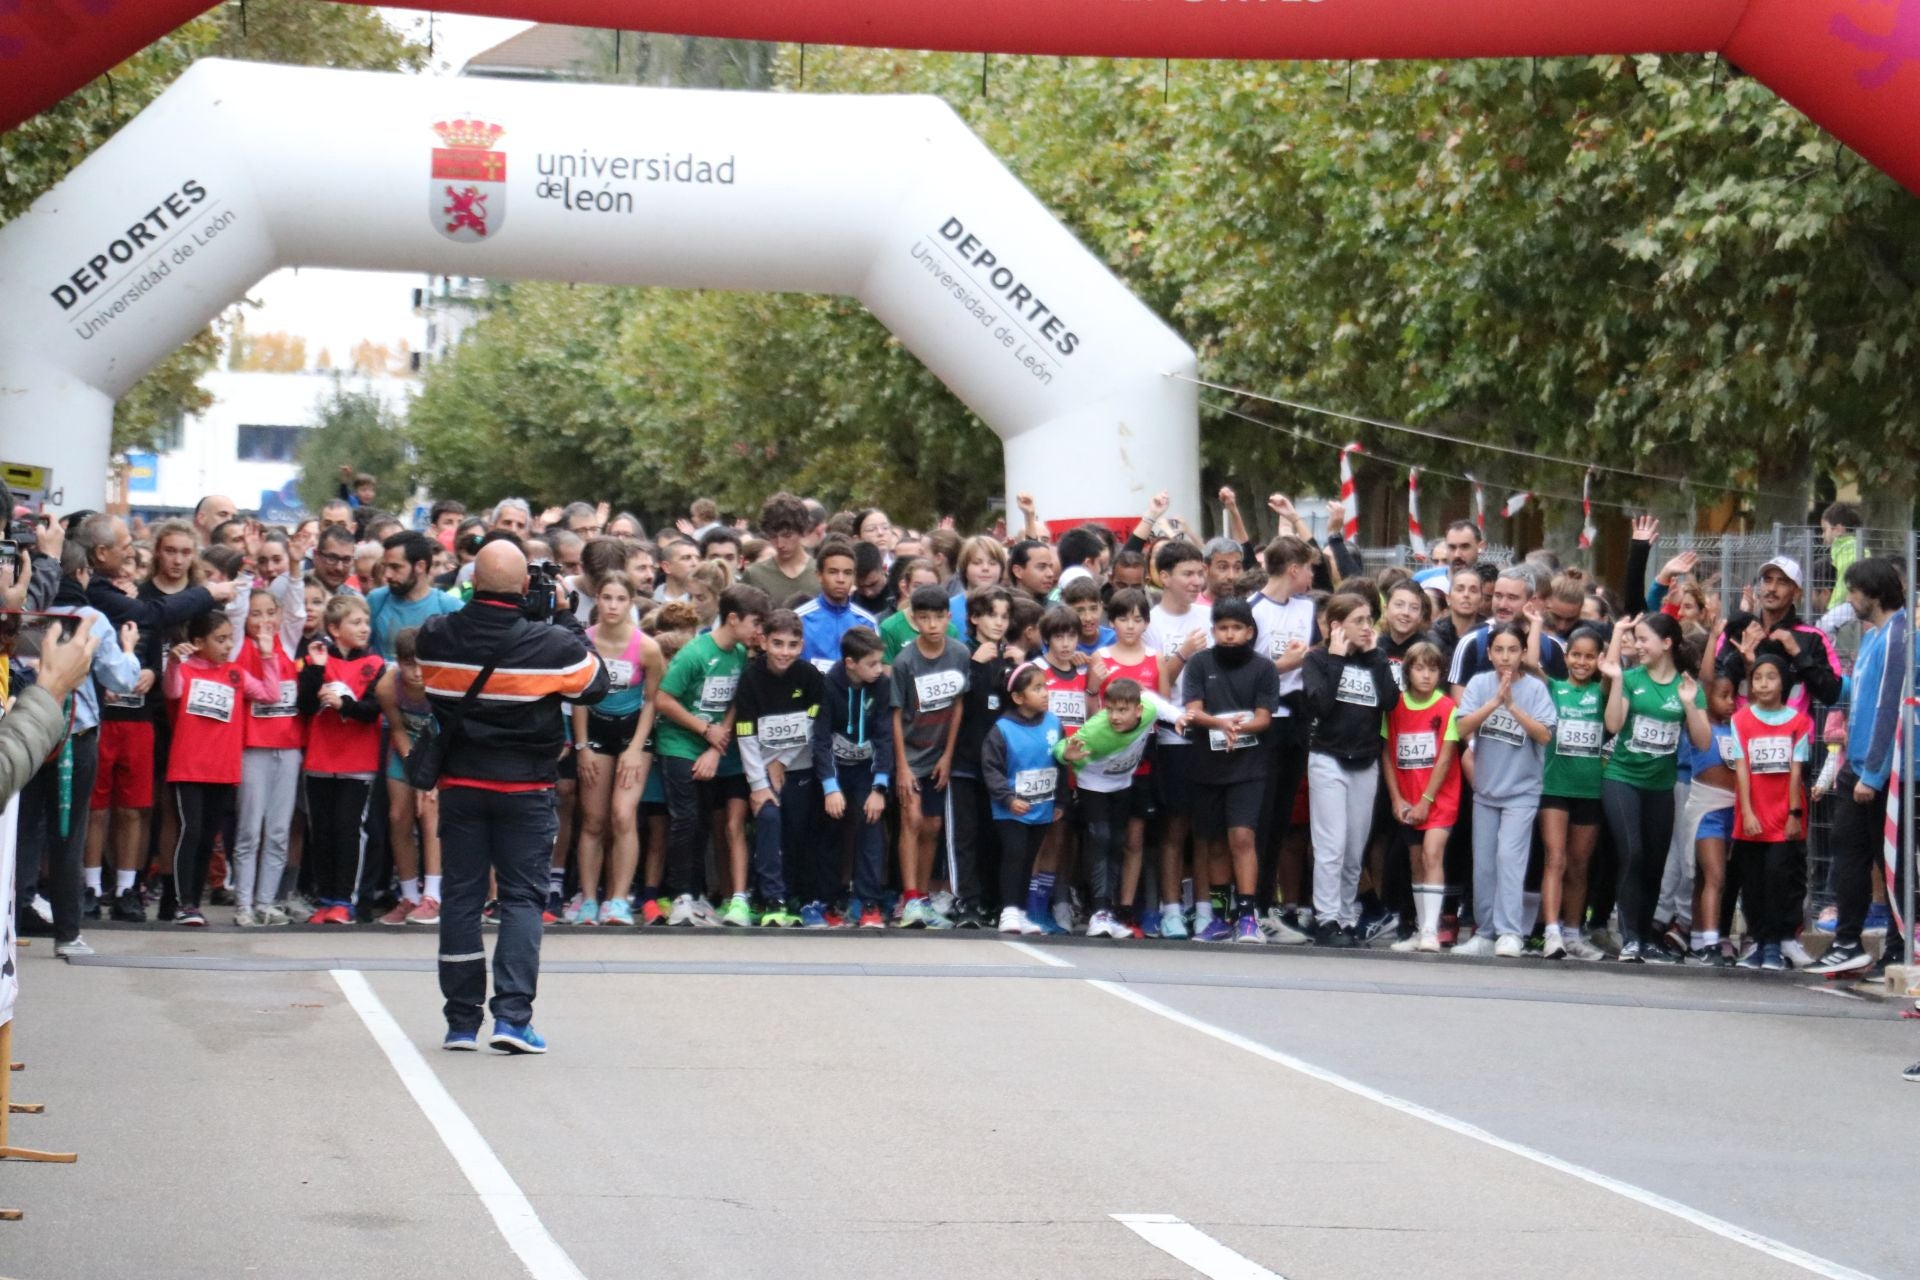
[719,895,754,927]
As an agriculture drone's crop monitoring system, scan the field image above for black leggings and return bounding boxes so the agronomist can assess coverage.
[1078,789,1131,910]
[996,819,1049,910]
[1733,839,1806,944]
[1603,778,1676,947]
[304,775,372,906]
[172,781,236,910]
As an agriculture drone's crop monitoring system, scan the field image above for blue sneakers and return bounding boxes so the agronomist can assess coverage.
[799,901,829,929]
[442,1027,479,1052]
[1193,915,1232,943]
[1028,906,1068,936]
[1864,903,1892,936]
[488,1021,548,1055]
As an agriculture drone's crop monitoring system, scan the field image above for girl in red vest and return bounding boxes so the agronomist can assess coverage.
[165,610,287,927]
[232,589,304,926]
[297,595,385,925]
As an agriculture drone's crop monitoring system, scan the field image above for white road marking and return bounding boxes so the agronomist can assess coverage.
[1089,981,1876,1280]
[1001,939,1075,968]
[1113,1213,1284,1278]
[331,970,587,1280]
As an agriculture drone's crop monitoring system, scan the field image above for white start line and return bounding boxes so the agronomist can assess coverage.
[1113,1213,1285,1279]
[332,969,588,1280]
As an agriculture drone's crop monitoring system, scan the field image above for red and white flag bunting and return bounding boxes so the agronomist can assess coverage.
[1579,468,1597,549]
[1466,472,1485,532]
[1502,491,1533,519]
[1406,468,1428,560]
[1339,442,1362,542]
[1885,706,1913,944]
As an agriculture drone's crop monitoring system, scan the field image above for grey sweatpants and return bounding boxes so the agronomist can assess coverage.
[1308,752,1378,928]
[234,747,302,911]
[1656,779,1695,925]
[1472,796,1539,940]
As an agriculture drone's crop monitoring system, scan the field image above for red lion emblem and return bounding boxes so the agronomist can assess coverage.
[443,185,489,237]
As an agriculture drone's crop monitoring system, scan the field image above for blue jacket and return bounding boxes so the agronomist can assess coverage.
[1842,608,1909,792]
[816,660,893,796]
[797,594,879,670]
[982,709,1063,824]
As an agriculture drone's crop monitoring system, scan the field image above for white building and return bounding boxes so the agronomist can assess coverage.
[124,369,414,520]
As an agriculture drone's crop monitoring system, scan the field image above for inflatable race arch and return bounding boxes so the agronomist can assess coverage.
[0,61,1200,524]
[5,1,1919,197]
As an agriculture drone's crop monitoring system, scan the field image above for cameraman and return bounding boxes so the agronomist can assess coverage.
[414,538,607,1055]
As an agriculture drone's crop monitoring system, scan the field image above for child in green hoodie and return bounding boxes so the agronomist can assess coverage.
[1055,677,1184,939]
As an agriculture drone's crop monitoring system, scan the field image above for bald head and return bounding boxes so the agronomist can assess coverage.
[474,540,529,594]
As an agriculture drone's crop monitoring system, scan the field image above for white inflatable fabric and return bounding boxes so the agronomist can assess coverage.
[0,61,1199,527]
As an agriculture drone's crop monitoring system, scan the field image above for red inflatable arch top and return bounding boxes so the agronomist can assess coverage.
[4,0,1918,194]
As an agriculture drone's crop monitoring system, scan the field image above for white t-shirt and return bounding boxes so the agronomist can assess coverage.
[1248,591,1316,715]
[1145,600,1212,744]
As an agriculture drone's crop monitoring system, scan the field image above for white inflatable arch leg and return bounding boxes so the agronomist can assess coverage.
[0,60,1199,527]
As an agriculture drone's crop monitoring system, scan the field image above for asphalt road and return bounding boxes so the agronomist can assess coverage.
[3,926,1911,1279]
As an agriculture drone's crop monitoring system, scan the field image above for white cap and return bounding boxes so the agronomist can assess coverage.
[1758,555,1804,590]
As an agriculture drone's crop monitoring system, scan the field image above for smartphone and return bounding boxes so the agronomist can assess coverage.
[11,611,83,641]
[0,539,18,578]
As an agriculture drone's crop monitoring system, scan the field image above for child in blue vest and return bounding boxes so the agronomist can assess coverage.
[983,664,1063,935]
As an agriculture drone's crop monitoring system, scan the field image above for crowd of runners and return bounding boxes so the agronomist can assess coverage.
[10,478,1913,1000]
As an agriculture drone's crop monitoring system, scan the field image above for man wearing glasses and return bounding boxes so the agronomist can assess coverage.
[312,525,362,599]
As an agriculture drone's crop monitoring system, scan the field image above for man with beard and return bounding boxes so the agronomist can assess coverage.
[367,531,462,661]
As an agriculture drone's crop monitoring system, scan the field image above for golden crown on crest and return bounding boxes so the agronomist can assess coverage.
[433,118,505,150]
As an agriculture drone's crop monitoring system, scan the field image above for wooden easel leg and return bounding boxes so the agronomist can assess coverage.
[0,1021,76,1166]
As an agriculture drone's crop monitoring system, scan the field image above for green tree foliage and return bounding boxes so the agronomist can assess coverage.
[415,46,1918,533]
[295,385,417,515]
[0,1,423,454]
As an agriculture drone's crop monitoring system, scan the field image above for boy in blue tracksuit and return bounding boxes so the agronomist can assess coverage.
[797,539,878,672]
[816,626,894,928]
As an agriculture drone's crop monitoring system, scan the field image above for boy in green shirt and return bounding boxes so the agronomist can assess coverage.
[654,583,770,926]
[1056,677,1183,938]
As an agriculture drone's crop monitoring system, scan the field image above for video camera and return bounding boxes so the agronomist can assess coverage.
[522,560,564,622]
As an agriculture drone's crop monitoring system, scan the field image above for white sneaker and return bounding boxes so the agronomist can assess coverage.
[258,904,290,926]
[690,896,719,927]
[1260,907,1311,945]
[1780,939,1813,970]
[1086,909,1115,939]
[999,906,1042,936]
[55,936,93,959]
[1052,901,1075,934]
[1389,934,1422,952]
[668,894,697,926]
[1418,930,1442,953]
[1494,934,1524,958]
[233,908,262,928]
[1452,933,1496,956]
[1541,929,1567,960]
[930,889,956,918]
[1563,933,1606,962]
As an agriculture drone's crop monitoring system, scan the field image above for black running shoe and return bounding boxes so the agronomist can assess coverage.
[1903,1060,1920,1083]
[1315,919,1350,948]
[110,888,147,923]
[1806,941,1872,977]
[82,887,100,919]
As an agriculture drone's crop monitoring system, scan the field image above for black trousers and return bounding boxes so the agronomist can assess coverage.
[171,780,234,911]
[659,755,707,899]
[438,785,556,1030]
[996,819,1048,909]
[304,775,372,906]
[18,727,98,942]
[1604,779,1676,947]
[1078,788,1133,910]
[945,773,988,903]
[1256,721,1308,908]
[1733,838,1806,945]
[1831,773,1907,959]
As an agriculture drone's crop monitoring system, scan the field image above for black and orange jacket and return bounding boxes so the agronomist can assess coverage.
[414,593,609,785]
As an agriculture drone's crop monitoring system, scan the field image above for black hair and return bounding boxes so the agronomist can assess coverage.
[1105,587,1150,622]
[966,586,1012,620]
[853,540,885,580]
[1154,540,1204,576]
[383,529,436,570]
[761,608,803,639]
[840,627,884,662]
[718,583,771,625]
[1039,605,1081,641]
[1007,663,1048,699]
[1565,625,1606,653]
[1060,576,1101,606]
[908,585,950,615]
[1844,556,1906,613]
[187,610,232,643]
[697,527,740,559]
[1211,597,1255,630]
[1056,526,1107,571]
[1485,621,1530,651]
[815,537,857,569]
